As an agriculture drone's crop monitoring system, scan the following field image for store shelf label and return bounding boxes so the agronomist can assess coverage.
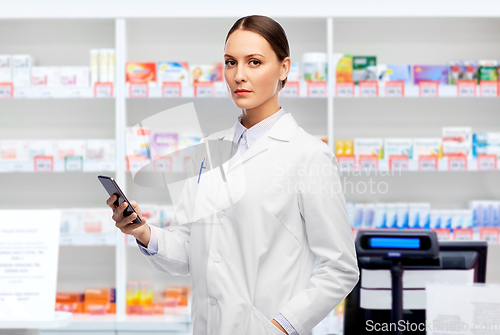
[162,82,181,98]
[385,81,405,97]
[337,156,356,172]
[447,155,467,171]
[480,228,499,244]
[40,88,54,98]
[453,228,473,241]
[307,81,327,97]
[432,228,451,241]
[359,81,378,97]
[129,83,149,98]
[419,81,439,97]
[154,156,173,171]
[0,82,13,98]
[94,82,113,98]
[477,154,497,170]
[457,80,476,97]
[126,155,148,173]
[65,156,83,171]
[358,155,378,172]
[34,156,54,172]
[70,88,86,98]
[479,81,498,97]
[194,82,214,97]
[336,82,354,97]
[418,155,438,171]
[279,81,299,97]
[389,155,409,171]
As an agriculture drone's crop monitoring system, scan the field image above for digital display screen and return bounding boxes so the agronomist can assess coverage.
[369,237,421,249]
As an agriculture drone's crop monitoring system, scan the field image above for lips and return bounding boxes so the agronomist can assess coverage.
[235,89,251,93]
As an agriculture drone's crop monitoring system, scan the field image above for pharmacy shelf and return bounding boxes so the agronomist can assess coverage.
[0,159,116,172]
[59,234,116,246]
[4,86,114,99]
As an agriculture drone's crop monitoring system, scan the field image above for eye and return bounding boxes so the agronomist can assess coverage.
[250,59,261,66]
[225,60,236,67]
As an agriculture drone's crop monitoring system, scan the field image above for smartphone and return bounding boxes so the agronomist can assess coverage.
[98,175,142,224]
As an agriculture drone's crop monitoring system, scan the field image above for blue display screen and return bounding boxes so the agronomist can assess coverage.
[369,237,421,249]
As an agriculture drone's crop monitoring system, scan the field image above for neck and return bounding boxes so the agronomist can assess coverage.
[240,96,281,129]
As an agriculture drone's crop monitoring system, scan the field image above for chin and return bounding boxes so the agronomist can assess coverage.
[231,98,259,110]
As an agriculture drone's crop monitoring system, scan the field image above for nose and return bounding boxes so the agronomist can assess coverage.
[234,64,247,83]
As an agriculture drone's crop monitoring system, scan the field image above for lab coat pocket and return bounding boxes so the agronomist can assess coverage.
[246,305,286,335]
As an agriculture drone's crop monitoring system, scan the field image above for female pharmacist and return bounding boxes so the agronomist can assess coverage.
[107,15,359,335]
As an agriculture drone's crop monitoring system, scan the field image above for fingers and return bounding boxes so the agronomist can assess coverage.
[112,201,128,222]
[106,194,117,208]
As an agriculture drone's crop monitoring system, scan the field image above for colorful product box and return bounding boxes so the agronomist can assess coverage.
[86,140,116,160]
[442,127,472,143]
[157,62,189,86]
[31,67,60,87]
[442,141,471,158]
[412,138,442,159]
[383,138,412,159]
[83,208,115,234]
[478,60,498,82]
[189,64,214,85]
[332,54,353,83]
[352,56,377,84]
[374,203,387,229]
[353,138,383,158]
[0,55,12,83]
[385,203,398,229]
[0,140,30,160]
[60,67,90,87]
[413,65,448,85]
[288,62,301,81]
[57,140,86,160]
[140,204,162,227]
[126,127,151,158]
[377,64,412,83]
[126,62,156,86]
[212,62,224,82]
[59,209,84,234]
[335,140,354,156]
[396,203,409,229]
[150,133,178,158]
[472,132,500,158]
[362,203,375,228]
[448,61,479,84]
[29,140,58,158]
[12,55,35,87]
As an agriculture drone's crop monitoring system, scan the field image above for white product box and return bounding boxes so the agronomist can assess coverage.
[408,203,420,229]
[179,134,201,149]
[440,210,452,229]
[374,203,387,229]
[86,139,116,160]
[418,203,431,229]
[462,209,473,229]
[0,140,30,160]
[99,49,110,83]
[362,203,375,228]
[126,127,151,157]
[29,140,58,158]
[384,138,413,159]
[107,49,115,84]
[473,145,500,158]
[385,203,398,228]
[451,209,463,229]
[157,62,189,87]
[473,132,500,146]
[0,55,12,82]
[60,67,90,87]
[442,141,471,158]
[31,67,60,87]
[354,138,383,158]
[90,49,99,86]
[60,209,84,234]
[353,203,364,228]
[288,62,301,81]
[57,140,86,160]
[412,138,442,159]
[430,210,442,229]
[12,54,35,87]
[396,202,409,229]
[442,127,471,143]
[82,208,114,234]
[345,202,355,227]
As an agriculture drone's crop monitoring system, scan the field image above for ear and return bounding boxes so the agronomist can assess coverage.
[280,57,291,81]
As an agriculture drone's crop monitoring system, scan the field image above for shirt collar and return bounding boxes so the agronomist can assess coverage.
[233,107,286,147]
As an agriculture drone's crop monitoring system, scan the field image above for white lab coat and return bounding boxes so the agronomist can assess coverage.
[141,112,360,335]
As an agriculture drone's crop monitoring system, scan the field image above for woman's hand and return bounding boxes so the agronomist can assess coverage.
[106,194,150,245]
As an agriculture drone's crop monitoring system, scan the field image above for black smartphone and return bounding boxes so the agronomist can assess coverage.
[98,175,142,224]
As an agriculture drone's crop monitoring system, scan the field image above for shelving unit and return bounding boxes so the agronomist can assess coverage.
[1,1,500,334]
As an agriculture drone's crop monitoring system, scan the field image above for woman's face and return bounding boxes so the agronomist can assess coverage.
[224,29,288,110]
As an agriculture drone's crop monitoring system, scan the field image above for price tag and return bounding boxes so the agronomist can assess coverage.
[359,81,378,97]
[0,82,13,98]
[358,155,378,172]
[457,80,476,97]
[65,156,83,171]
[279,81,299,97]
[12,161,25,172]
[385,81,405,97]
[479,81,498,97]
[432,228,451,241]
[60,235,73,245]
[126,155,148,172]
[419,81,439,97]
[418,155,438,171]
[40,88,53,98]
[194,82,214,97]
[307,81,327,97]
[389,155,409,171]
[447,155,467,171]
[34,156,54,172]
[477,154,497,170]
[70,88,86,98]
[129,82,149,98]
[336,82,354,97]
[94,82,113,98]
[154,156,173,171]
[162,82,181,98]
[453,228,473,241]
[480,228,499,244]
[337,156,356,172]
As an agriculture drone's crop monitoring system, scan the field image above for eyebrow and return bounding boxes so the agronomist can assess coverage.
[224,53,265,59]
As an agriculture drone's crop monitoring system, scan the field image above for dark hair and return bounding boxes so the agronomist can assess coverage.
[225,15,290,91]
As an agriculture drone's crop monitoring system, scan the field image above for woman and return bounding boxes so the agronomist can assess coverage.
[107,15,359,335]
